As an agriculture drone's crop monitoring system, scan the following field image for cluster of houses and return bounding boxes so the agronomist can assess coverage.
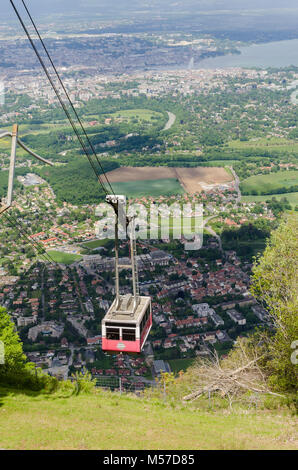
[91,354,149,379]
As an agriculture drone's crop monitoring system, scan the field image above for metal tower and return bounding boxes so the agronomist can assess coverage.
[0,124,53,215]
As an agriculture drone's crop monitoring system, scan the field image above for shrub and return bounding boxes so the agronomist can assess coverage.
[71,368,97,394]
[250,214,298,392]
[0,307,58,392]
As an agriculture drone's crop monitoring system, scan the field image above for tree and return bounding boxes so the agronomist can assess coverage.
[250,214,298,392]
[0,307,27,377]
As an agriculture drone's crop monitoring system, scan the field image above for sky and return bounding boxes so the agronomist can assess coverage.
[3,1,298,22]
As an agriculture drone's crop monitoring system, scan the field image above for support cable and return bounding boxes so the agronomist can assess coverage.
[3,212,58,268]
[21,0,115,196]
[10,0,115,197]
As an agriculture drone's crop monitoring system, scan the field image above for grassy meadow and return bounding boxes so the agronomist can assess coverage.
[242,192,298,208]
[108,108,164,122]
[228,137,298,153]
[240,170,298,195]
[0,386,297,450]
[46,250,82,264]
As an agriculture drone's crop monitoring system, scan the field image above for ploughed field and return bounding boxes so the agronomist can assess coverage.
[106,166,233,196]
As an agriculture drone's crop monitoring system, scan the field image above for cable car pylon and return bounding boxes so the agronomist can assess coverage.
[102,195,152,354]
[0,124,53,216]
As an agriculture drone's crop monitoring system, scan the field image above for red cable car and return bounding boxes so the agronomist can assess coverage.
[102,294,152,353]
[101,195,152,354]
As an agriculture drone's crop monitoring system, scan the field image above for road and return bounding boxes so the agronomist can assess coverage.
[41,266,46,320]
[291,89,298,105]
[202,167,241,251]
[203,215,222,252]
[229,166,241,203]
[162,111,176,131]
[287,79,298,105]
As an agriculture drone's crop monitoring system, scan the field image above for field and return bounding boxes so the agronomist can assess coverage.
[228,137,298,153]
[242,192,298,208]
[111,178,184,198]
[81,239,111,250]
[108,108,163,122]
[240,170,298,195]
[204,160,239,167]
[176,167,233,193]
[106,166,233,196]
[105,166,176,182]
[46,250,82,265]
[0,387,297,450]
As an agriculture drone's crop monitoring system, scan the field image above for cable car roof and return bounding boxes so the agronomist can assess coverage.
[103,294,151,324]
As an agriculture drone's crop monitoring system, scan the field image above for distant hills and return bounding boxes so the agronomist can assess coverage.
[3,1,298,22]
[3,1,298,43]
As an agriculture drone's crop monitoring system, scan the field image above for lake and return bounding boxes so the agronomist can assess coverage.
[195,39,298,69]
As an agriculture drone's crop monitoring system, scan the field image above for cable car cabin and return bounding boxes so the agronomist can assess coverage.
[102,294,152,353]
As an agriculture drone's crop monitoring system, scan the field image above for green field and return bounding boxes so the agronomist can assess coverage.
[228,137,298,153]
[111,178,185,198]
[205,160,239,167]
[169,358,195,373]
[240,171,298,195]
[0,386,296,450]
[46,250,82,265]
[81,239,111,250]
[108,108,163,122]
[242,192,298,208]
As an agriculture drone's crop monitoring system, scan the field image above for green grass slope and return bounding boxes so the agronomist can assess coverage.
[0,387,297,450]
[240,171,298,195]
[242,192,298,208]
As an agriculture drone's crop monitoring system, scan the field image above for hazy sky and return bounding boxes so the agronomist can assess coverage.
[3,1,298,22]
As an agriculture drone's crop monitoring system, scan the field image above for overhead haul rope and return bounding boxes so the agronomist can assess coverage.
[9,2,154,284]
[20,0,115,196]
[3,211,58,268]
[10,0,115,196]
[3,211,79,286]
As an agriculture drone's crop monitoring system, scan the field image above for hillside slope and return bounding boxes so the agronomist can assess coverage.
[0,387,297,450]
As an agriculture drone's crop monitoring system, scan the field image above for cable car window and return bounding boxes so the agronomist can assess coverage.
[106,328,120,340]
[140,306,150,333]
[105,322,136,328]
[122,329,136,341]
[140,316,145,333]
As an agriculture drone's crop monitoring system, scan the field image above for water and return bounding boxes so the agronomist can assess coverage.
[196,39,298,69]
